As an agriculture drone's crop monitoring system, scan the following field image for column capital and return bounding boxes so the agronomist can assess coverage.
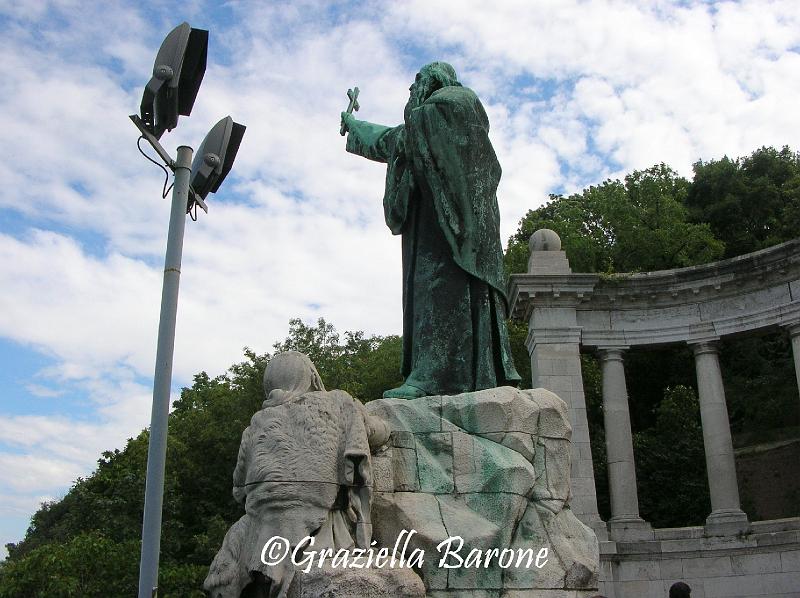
[597,346,629,362]
[690,339,721,356]
[785,321,800,338]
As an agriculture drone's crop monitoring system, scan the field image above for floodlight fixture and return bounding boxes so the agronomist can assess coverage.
[140,22,208,139]
[190,116,246,201]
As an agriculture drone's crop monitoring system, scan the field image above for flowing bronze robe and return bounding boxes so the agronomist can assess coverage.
[347,85,520,394]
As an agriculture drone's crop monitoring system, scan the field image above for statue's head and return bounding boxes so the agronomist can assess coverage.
[406,61,461,120]
[263,351,325,406]
[419,62,459,91]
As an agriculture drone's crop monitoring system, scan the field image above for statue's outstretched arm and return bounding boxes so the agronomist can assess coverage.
[343,116,402,164]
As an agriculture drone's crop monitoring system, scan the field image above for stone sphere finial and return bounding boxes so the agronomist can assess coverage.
[529,229,562,252]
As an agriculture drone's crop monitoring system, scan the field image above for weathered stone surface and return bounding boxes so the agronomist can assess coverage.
[371,492,450,590]
[596,519,800,598]
[366,386,599,594]
[288,564,425,598]
[205,352,391,598]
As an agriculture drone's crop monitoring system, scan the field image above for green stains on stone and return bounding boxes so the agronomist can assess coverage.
[365,387,599,593]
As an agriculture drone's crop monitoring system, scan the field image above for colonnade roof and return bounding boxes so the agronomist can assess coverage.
[509,238,800,348]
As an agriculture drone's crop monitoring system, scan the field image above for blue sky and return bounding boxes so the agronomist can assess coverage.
[1,0,799,557]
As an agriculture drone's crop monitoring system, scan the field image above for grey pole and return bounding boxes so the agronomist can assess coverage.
[138,145,193,598]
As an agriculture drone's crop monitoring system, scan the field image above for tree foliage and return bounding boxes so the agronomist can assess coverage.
[633,386,711,527]
[687,146,800,258]
[272,318,403,401]
[505,164,723,275]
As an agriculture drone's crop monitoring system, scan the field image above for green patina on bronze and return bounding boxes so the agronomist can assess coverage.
[343,62,521,398]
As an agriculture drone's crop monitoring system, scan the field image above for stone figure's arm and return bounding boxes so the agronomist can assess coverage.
[231,426,251,505]
[367,414,390,450]
[343,114,403,164]
[355,402,390,450]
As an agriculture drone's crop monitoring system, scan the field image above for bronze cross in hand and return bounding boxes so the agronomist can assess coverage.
[340,86,360,136]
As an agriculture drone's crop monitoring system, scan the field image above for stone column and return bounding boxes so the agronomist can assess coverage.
[598,348,652,540]
[523,229,607,541]
[788,323,800,401]
[529,328,607,541]
[691,341,749,535]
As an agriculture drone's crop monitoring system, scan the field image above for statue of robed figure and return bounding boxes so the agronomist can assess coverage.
[342,62,521,399]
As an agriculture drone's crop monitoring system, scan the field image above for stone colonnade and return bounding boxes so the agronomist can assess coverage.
[510,230,800,541]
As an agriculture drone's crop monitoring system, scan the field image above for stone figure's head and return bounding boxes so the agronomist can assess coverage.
[405,61,461,122]
[262,351,325,407]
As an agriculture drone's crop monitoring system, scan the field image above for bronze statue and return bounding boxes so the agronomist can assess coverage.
[342,62,520,399]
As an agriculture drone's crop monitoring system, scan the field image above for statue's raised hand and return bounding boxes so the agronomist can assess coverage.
[340,111,356,135]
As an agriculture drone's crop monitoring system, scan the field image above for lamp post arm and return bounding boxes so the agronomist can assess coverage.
[130,114,175,170]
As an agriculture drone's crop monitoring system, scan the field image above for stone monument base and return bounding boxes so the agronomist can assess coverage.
[427,591,600,597]
[365,387,600,596]
[288,564,425,598]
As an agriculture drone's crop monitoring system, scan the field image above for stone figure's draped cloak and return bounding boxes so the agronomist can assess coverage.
[347,86,520,394]
[204,390,373,598]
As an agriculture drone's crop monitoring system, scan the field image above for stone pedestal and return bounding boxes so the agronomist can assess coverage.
[691,341,749,536]
[289,565,426,598]
[365,387,600,596]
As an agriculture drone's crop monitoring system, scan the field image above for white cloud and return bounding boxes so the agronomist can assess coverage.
[387,0,800,179]
[23,384,64,398]
[0,453,86,493]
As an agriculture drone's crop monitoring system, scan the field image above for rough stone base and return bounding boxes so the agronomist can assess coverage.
[288,564,426,598]
[704,508,750,537]
[366,387,599,595]
[426,591,598,597]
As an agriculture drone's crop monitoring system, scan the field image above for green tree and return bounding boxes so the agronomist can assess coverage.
[272,318,403,401]
[633,386,711,527]
[687,146,800,257]
[0,532,140,598]
[505,164,723,275]
[721,332,799,436]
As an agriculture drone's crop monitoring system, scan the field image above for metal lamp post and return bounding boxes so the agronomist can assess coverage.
[138,144,192,598]
[130,22,244,598]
